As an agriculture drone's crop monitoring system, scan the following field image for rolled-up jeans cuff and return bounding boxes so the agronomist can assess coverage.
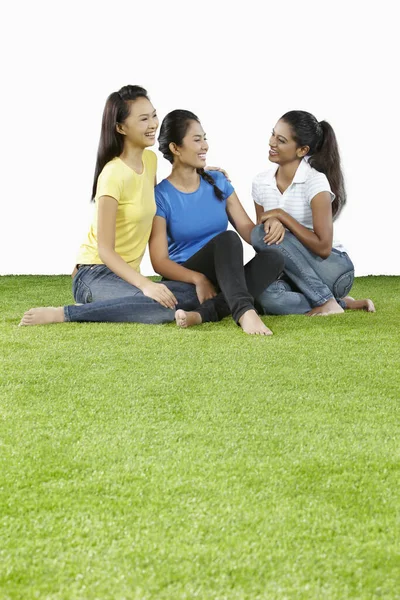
[64,306,71,322]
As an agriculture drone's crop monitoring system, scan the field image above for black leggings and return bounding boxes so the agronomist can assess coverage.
[180,231,284,323]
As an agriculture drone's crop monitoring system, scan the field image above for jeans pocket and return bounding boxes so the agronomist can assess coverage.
[333,269,354,299]
[73,275,92,303]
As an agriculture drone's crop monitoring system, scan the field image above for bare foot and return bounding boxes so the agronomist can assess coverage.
[307,298,345,317]
[343,296,376,312]
[238,309,273,335]
[175,309,202,328]
[19,307,65,326]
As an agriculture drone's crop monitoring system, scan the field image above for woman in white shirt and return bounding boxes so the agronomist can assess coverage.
[251,110,374,316]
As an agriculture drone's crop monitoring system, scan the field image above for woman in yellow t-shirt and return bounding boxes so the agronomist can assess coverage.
[20,85,199,326]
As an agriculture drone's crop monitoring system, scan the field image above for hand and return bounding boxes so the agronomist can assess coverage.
[205,165,231,181]
[263,218,285,245]
[141,281,178,309]
[259,209,284,223]
[194,274,217,303]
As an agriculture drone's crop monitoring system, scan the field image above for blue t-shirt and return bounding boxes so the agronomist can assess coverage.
[155,170,235,264]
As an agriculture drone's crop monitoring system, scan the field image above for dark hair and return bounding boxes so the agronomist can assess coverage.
[158,109,224,201]
[280,110,346,218]
[91,85,149,201]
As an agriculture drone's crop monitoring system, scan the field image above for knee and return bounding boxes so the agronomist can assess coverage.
[214,230,241,247]
[250,224,266,252]
[258,247,285,274]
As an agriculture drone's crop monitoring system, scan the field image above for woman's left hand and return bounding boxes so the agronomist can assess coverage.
[205,166,231,181]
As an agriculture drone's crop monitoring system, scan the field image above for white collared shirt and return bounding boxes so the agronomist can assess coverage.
[252,159,344,250]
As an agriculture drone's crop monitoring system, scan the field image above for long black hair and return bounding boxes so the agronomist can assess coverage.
[91,85,149,201]
[280,110,346,218]
[158,109,224,201]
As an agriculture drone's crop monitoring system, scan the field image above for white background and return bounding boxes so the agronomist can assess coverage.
[1,0,399,276]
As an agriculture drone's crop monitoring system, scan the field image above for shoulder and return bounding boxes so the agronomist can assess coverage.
[305,166,332,191]
[304,165,334,202]
[253,165,278,186]
[143,149,157,170]
[204,170,235,199]
[99,158,122,180]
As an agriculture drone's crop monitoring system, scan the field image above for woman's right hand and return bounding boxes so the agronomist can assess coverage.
[141,281,178,309]
[194,274,217,304]
[263,217,285,245]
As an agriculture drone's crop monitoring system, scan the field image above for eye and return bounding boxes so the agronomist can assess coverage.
[278,138,286,143]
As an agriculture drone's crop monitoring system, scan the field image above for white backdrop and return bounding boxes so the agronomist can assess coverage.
[1,0,399,276]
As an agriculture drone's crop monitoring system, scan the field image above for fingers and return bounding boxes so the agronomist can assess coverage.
[264,223,285,245]
[160,285,178,305]
[158,288,177,309]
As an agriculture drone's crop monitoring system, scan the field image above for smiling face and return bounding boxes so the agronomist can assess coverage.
[269,119,309,165]
[171,120,209,168]
[116,97,159,149]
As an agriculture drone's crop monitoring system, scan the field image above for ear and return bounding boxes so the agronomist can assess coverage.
[169,142,180,157]
[116,122,126,136]
[297,145,309,158]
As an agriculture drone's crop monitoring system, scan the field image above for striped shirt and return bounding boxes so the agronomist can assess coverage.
[252,158,344,250]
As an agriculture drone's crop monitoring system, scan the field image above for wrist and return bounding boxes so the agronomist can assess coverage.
[191,272,205,285]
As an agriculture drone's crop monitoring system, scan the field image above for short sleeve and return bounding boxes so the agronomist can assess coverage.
[305,172,335,205]
[95,162,123,203]
[252,179,262,206]
[205,170,234,200]
[155,188,169,220]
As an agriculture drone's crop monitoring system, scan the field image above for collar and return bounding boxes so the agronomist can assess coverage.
[265,158,311,187]
[292,157,312,183]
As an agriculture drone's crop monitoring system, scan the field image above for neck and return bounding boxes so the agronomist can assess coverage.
[169,164,200,188]
[277,159,302,183]
[119,140,144,166]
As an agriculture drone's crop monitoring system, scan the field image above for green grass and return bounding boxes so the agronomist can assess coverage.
[1,275,399,600]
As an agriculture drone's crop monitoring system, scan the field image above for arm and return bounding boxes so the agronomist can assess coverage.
[259,192,334,258]
[226,192,256,244]
[149,216,216,302]
[97,196,177,308]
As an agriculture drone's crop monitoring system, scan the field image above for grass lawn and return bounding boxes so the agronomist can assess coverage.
[1,275,399,600]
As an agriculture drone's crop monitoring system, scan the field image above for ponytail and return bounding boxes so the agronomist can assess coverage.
[308,121,346,218]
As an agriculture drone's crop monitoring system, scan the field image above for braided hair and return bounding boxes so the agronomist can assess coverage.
[158,109,224,201]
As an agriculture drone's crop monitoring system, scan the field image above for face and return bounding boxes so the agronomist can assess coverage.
[268,119,309,165]
[117,97,159,148]
[172,120,209,168]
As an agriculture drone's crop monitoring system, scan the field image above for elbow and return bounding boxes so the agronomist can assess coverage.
[98,245,114,263]
[318,247,332,259]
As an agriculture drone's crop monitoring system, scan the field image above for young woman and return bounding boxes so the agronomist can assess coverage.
[19,86,209,326]
[149,110,284,335]
[250,110,375,316]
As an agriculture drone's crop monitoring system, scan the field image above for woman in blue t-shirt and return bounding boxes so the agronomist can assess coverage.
[149,110,284,335]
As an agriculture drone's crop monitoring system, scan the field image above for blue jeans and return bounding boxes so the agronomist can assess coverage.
[251,225,355,315]
[64,265,199,323]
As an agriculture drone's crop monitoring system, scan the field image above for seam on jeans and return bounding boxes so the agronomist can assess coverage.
[277,245,333,305]
[333,269,354,299]
[74,277,92,303]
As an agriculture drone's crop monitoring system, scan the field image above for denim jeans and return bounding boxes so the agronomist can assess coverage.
[180,231,284,323]
[64,265,199,324]
[251,225,355,315]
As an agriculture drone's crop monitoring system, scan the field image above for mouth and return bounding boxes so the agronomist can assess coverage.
[269,148,278,156]
[145,132,156,139]
[198,153,207,160]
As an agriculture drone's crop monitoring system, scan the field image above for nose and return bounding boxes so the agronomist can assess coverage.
[269,134,276,148]
[202,140,209,151]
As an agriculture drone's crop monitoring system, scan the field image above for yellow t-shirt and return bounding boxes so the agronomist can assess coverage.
[76,151,157,272]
